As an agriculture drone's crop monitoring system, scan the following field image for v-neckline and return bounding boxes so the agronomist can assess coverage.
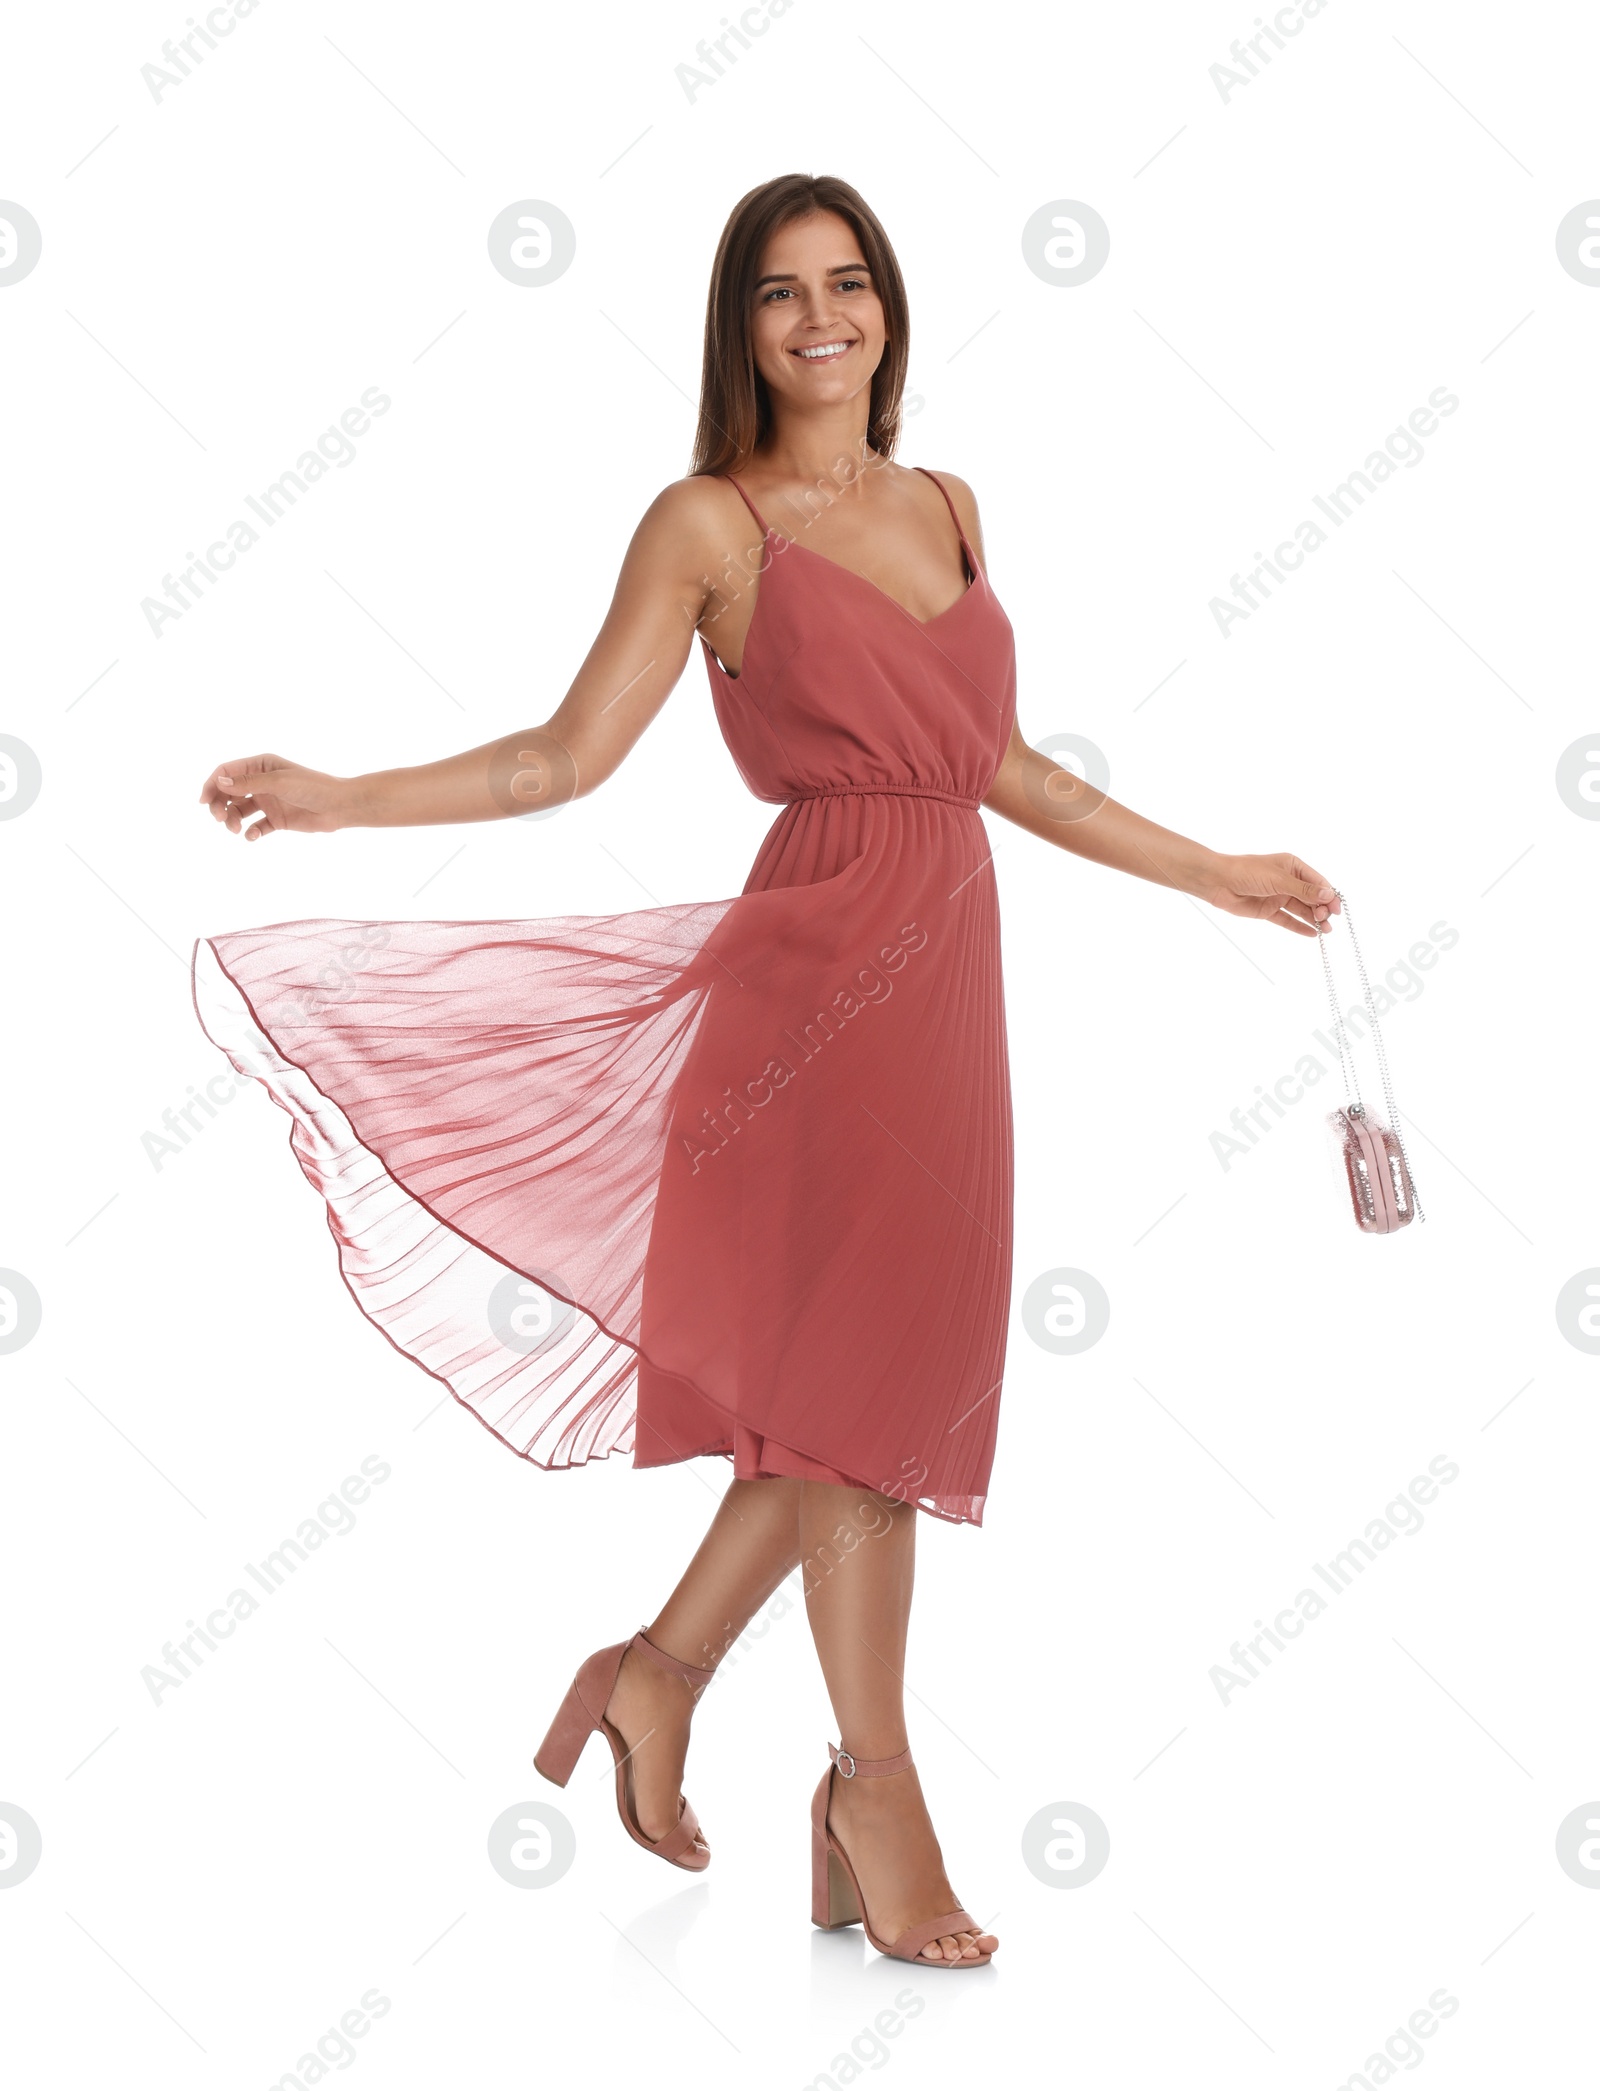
[776,531,981,628]
[703,469,985,681]
[705,535,983,682]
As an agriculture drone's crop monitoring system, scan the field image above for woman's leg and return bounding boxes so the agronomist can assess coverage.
[800,1481,998,1964]
[603,1475,802,1844]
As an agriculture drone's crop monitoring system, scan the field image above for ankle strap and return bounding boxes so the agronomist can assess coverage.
[829,1740,913,1779]
[630,1628,716,1687]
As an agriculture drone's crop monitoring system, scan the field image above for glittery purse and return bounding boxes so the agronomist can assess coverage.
[1317,893,1425,1234]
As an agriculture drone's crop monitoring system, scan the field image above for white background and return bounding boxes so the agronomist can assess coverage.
[3,1,1596,2084]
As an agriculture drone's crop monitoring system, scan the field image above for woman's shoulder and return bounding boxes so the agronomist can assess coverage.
[637,471,760,550]
[620,474,764,594]
[910,465,985,559]
[912,463,978,507]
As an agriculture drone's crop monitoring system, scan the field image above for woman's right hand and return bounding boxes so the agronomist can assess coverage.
[199,754,352,840]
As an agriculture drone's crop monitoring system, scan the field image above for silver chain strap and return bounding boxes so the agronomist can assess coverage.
[1315,890,1425,1224]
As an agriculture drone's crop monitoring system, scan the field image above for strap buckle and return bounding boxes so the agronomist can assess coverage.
[834,1749,857,1779]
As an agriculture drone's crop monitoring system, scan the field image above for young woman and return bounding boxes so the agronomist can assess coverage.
[194,174,1338,1969]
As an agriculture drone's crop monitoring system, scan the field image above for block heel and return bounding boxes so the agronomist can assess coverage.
[812,1835,863,1928]
[532,1680,593,1787]
[534,1628,716,1871]
[809,1741,995,1967]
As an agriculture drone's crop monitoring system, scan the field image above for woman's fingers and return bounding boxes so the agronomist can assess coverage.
[1269,908,1317,936]
[1213,857,1342,931]
[199,756,292,806]
[206,782,287,839]
[1276,854,1339,909]
[200,754,340,839]
[224,794,265,836]
[1220,892,1322,934]
[1280,896,1335,931]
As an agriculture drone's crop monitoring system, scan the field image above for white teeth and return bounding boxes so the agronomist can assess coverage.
[796,342,850,360]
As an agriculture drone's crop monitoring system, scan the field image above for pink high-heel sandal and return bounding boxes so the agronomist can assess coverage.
[811,1742,995,1966]
[534,1628,714,1871]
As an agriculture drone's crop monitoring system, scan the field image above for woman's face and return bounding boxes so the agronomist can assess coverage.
[749,209,887,427]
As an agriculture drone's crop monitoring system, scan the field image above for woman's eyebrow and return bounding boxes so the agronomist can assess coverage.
[753,262,871,287]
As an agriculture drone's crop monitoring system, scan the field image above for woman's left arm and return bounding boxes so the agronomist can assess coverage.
[982,720,1338,938]
[933,471,1339,940]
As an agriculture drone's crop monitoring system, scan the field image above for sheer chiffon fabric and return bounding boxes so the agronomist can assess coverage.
[192,469,1019,1524]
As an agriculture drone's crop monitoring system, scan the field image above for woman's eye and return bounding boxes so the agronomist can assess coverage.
[761,277,870,303]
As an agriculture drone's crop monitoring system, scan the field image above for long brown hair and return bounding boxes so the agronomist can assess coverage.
[689,175,911,479]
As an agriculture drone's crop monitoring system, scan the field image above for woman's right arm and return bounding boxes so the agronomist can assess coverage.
[199,478,733,839]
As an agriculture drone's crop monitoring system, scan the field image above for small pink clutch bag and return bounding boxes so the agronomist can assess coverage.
[1317,893,1425,1235]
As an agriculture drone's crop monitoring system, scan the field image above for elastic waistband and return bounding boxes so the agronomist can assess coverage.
[783,785,979,810]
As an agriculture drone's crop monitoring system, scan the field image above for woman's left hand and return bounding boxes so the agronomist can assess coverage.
[1200,853,1341,937]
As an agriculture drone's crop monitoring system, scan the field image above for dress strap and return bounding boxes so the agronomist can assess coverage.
[913,466,975,581]
[723,474,771,535]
